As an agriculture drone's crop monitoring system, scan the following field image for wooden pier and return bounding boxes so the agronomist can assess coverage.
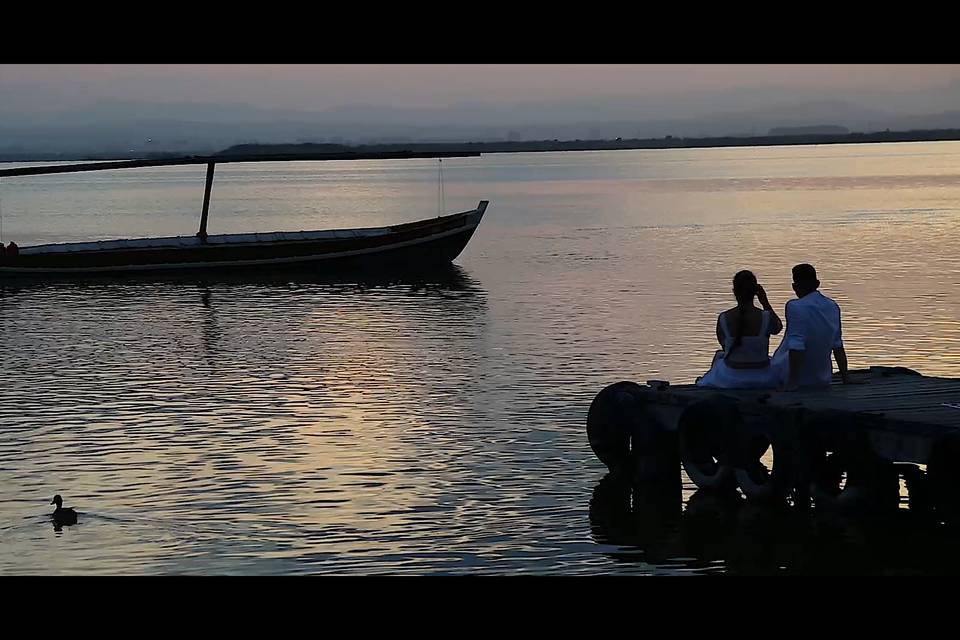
[587,367,960,515]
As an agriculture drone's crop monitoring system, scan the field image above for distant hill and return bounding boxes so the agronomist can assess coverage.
[768,125,849,136]
[217,142,352,156]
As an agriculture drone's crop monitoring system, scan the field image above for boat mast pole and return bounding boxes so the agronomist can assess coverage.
[197,162,216,241]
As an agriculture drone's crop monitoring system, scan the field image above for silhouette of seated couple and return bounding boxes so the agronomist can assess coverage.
[696,263,848,391]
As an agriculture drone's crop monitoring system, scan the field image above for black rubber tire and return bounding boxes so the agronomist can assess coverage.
[734,429,796,503]
[678,398,738,492]
[587,381,647,472]
[803,418,890,511]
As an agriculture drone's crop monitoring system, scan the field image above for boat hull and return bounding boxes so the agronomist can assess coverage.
[0,202,487,277]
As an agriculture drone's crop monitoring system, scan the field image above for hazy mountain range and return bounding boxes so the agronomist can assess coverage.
[2,81,960,157]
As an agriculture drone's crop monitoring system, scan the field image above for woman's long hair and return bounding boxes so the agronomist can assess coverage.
[729,270,758,353]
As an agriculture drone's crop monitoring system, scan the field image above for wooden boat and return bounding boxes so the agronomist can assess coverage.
[0,151,487,276]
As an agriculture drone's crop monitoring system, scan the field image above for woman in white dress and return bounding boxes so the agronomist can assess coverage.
[697,270,784,389]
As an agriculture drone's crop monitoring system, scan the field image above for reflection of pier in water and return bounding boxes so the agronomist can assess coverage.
[589,473,960,575]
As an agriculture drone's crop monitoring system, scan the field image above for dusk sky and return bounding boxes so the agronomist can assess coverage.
[3,65,960,152]
[2,64,959,115]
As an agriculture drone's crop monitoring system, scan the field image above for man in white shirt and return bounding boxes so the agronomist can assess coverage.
[772,263,849,390]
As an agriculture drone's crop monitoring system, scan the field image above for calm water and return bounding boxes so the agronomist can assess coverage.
[2,143,959,574]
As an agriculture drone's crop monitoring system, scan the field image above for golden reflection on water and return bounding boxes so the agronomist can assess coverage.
[1,142,959,573]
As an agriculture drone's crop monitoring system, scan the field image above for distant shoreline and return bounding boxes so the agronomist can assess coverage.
[215,129,960,158]
[4,128,960,164]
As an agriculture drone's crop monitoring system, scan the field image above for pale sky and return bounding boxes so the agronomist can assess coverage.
[2,64,959,115]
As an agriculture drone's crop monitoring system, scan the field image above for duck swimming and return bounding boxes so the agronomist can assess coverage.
[50,495,78,526]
